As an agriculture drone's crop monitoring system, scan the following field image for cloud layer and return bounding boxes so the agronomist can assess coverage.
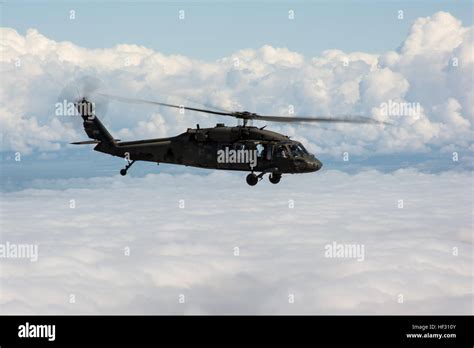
[0,11,472,159]
[0,170,471,314]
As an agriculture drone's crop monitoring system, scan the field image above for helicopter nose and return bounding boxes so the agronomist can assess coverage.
[315,160,322,171]
[311,159,323,172]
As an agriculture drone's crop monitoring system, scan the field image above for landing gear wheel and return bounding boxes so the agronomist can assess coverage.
[120,159,135,176]
[246,173,258,186]
[269,173,281,184]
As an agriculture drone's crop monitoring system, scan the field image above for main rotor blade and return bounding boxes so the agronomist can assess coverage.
[252,114,388,124]
[100,93,387,125]
[181,96,235,114]
[99,93,232,116]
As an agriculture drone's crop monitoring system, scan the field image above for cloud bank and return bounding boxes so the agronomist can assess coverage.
[0,170,471,314]
[0,11,472,160]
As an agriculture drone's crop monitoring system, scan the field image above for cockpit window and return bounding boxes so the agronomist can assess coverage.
[298,143,308,154]
[289,143,307,157]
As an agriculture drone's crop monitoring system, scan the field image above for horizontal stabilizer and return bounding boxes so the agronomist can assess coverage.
[70,140,101,145]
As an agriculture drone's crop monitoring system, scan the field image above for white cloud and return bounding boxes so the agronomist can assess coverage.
[0,169,471,314]
[0,11,472,158]
[359,68,410,107]
[400,11,468,56]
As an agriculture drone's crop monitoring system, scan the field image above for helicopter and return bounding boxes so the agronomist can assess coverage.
[71,95,384,186]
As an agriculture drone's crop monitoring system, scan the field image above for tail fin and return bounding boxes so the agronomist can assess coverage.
[75,98,115,144]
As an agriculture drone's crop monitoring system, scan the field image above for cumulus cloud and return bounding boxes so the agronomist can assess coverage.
[0,11,472,158]
[0,170,471,314]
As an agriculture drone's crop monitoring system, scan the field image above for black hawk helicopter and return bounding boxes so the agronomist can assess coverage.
[72,95,383,186]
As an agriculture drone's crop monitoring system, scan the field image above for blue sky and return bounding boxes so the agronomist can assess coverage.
[2,0,473,60]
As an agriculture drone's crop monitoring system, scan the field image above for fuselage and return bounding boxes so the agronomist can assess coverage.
[96,124,322,174]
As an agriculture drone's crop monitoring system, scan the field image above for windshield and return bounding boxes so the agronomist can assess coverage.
[289,143,307,157]
[297,143,308,154]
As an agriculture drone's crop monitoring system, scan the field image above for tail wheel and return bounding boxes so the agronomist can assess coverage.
[246,173,258,186]
[269,173,281,184]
